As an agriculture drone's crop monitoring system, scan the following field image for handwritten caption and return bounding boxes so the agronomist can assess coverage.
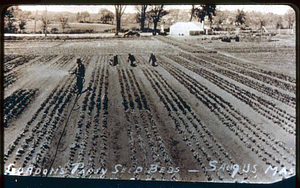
[5,163,179,178]
[194,160,293,178]
[5,161,293,178]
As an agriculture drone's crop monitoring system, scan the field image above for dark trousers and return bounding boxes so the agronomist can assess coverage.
[76,76,83,93]
[150,60,157,66]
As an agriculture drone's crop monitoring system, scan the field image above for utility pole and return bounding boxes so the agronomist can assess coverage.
[34,10,37,34]
[45,6,47,37]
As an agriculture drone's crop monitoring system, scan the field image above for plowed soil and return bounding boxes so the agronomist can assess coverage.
[4,36,296,183]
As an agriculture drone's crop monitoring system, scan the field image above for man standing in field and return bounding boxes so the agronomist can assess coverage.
[71,58,85,94]
[128,53,137,67]
[110,55,118,66]
[149,53,158,66]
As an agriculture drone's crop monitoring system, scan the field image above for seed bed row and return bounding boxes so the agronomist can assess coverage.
[164,55,295,135]
[159,59,295,170]
[197,54,295,93]
[180,53,295,108]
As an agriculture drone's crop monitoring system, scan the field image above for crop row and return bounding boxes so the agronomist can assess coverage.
[84,56,104,176]
[39,55,59,62]
[4,55,21,63]
[4,55,58,88]
[4,89,39,128]
[44,55,92,176]
[125,65,178,180]
[59,56,98,177]
[5,75,75,175]
[29,83,74,172]
[141,68,229,181]
[71,59,98,176]
[138,55,239,181]
[158,58,295,170]
[179,53,295,108]
[88,57,109,177]
[64,56,109,178]
[4,55,37,73]
[28,55,59,68]
[4,56,43,88]
[156,36,213,53]
[4,73,19,88]
[206,53,296,84]
[117,65,141,178]
[4,64,77,161]
[4,83,60,165]
[164,55,295,135]
[52,55,75,69]
[97,57,110,177]
[116,56,177,180]
[4,56,91,176]
[216,46,294,53]
[159,36,295,84]
[124,68,149,179]
[195,54,295,93]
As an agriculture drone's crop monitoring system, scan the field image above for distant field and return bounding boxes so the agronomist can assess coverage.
[172,34,296,77]
[25,20,115,33]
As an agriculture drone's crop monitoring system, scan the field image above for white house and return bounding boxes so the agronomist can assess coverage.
[169,22,210,36]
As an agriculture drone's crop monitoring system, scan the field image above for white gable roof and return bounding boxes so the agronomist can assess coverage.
[170,22,203,30]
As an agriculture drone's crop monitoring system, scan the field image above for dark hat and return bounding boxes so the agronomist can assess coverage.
[77,58,81,63]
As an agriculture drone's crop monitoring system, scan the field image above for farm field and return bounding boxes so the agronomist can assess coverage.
[24,20,139,34]
[3,36,296,183]
[173,34,296,77]
[24,20,116,33]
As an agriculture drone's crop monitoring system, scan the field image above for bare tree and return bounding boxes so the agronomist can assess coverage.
[41,10,50,36]
[19,20,26,33]
[147,5,169,35]
[213,9,226,30]
[17,9,31,33]
[135,5,148,31]
[194,5,216,24]
[60,15,69,33]
[259,16,268,29]
[114,5,126,35]
[235,9,246,26]
[284,9,295,29]
[276,16,283,29]
[252,14,269,37]
[190,5,196,21]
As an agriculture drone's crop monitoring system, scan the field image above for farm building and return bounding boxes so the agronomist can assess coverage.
[169,22,210,36]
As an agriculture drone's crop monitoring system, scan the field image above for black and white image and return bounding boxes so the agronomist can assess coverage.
[3,4,296,183]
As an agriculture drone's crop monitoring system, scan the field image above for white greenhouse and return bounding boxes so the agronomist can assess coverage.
[169,22,210,36]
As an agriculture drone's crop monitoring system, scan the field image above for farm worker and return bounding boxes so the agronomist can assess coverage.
[149,53,158,66]
[113,55,118,66]
[71,58,85,94]
[109,55,118,66]
[128,53,136,67]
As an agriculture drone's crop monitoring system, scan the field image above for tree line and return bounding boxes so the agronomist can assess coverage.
[4,5,295,34]
[4,6,30,33]
[213,8,295,30]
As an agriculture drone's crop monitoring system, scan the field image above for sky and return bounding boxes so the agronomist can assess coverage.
[18,5,294,15]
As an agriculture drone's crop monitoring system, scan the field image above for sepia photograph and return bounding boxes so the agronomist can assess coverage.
[3,3,296,185]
